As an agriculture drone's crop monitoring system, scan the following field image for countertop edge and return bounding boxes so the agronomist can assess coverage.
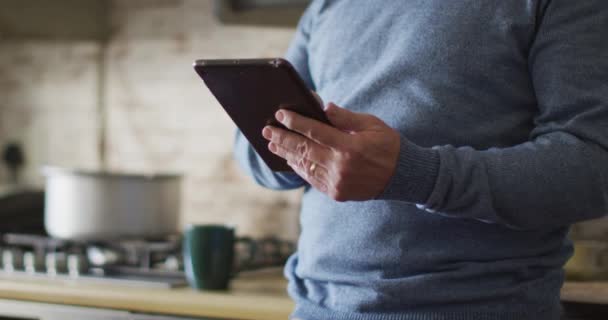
[0,279,606,318]
[0,278,294,320]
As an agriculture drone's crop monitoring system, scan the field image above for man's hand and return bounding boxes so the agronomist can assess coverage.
[262,102,401,201]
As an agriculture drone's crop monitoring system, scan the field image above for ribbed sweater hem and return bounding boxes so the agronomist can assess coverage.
[291,300,562,320]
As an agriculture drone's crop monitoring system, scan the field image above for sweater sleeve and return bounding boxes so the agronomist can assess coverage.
[233,131,305,190]
[233,1,321,190]
[377,0,608,230]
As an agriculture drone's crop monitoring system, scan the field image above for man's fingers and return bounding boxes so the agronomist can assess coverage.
[287,158,328,193]
[269,142,312,170]
[275,109,345,148]
[268,141,329,193]
[270,139,330,174]
[263,126,332,165]
[269,142,325,175]
[325,102,374,132]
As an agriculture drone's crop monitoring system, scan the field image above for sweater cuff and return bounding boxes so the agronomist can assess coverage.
[376,136,440,204]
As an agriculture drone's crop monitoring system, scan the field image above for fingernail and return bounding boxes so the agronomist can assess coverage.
[275,110,285,122]
[268,142,277,153]
[262,127,272,140]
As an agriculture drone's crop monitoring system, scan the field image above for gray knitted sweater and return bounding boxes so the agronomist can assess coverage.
[234,0,608,319]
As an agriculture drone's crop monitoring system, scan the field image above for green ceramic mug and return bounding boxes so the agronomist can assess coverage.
[183,224,255,290]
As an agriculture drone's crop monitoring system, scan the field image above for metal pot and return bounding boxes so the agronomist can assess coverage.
[42,166,181,240]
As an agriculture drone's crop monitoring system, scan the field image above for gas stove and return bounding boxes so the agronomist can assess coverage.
[0,233,187,288]
[0,233,295,289]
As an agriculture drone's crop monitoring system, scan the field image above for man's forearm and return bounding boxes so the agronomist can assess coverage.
[380,131,608,230]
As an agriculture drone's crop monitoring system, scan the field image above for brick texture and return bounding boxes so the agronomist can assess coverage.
[0,41,101,184]
[0,0,301,240]
[104,0,301,239]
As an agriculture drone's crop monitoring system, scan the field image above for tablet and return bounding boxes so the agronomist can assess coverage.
[193,58,331,172]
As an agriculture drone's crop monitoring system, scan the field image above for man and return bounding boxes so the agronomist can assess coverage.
[235,1,608,319]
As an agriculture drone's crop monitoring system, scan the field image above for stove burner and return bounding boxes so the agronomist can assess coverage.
[0,233,186,288]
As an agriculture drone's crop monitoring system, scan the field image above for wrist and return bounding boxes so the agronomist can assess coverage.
[375,136,440,204]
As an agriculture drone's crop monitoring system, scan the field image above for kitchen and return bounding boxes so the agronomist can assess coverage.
[1,0,608,319]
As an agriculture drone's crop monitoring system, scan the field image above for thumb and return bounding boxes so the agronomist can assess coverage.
[325,102,370,131]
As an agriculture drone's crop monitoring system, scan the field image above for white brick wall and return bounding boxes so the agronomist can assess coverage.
[104,0,301,239]
[0,41,101,185]
[0,0,302,240]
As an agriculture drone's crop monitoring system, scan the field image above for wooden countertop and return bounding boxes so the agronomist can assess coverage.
[0,271,606,320]
[561,281,608,305]
[0,269,294,320]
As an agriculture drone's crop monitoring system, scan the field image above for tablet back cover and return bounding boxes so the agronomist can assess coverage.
[194,58,330,172]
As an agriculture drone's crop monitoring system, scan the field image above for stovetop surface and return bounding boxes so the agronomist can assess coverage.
[0,233,295,288]
[0,233,187,288]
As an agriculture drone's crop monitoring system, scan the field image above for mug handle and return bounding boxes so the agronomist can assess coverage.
[234,237,257,274]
